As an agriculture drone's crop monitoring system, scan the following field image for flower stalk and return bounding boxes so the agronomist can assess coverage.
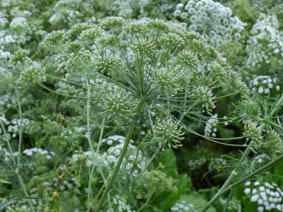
[94,101,144,211]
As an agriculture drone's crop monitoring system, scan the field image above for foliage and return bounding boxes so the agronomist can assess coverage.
[0,0,282,211]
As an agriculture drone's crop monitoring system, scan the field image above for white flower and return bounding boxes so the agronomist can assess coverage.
[10,17,28,29]
[23,149,33,156]
[245,181,251,186]
[258,87,264,94]
[244,188,251,194]
[259,186,265,191]
[251,194,259,202]
[257,206,264,212]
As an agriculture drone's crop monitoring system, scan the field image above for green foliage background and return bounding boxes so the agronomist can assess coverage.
[0,0,282,211]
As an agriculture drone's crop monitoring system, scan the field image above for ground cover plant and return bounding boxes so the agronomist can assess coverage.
[0,0,282,211]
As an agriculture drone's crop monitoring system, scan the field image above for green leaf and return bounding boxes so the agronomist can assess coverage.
[0,179,11,184]
[155,149,177,177]
[160,174,192,211]
[0,200,17,210]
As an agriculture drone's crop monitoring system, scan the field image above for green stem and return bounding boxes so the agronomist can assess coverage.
[14,87,35,212]
[16,173,34,210]
[86,83,95,211]
[86,83,107,211]
[96,116,106,153]
[201,140,253,212]
[137,192,154,212]
[270,94,283,117]
[201,153,283,212]
[265,119,283,131]
[95,102,144,211]
[15,87,23,167]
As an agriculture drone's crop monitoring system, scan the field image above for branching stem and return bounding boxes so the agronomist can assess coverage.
[94,101,144,211]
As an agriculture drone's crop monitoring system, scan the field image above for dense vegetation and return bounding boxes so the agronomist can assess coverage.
[0,0,282,211]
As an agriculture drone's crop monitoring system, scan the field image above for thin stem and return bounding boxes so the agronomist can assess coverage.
[143,143,162,172]
[271,94,283,117]
[201,152,283,212]
[14,87,35,212]
[96,116,106,153]
[86,83,95,211]
[94,101,144,211]
[86,81,107,210]
[15,87,23,167]
[224,190,233,212]
[201,140,253,212]
[16,174,35,211]
[0,122,16,166]
[137,192,154,212]
[265,119,283,131]
[86,85,94,153]
[38,82,102,100]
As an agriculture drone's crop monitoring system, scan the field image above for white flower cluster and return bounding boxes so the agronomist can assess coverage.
[10,17,29,30]
[246,14,283,68]
[19,63,46,86]
[0,12,8,27]
[249,75,280,95]
[204,114,218,137]
[0,146,19,162]
[187,157,206,171]
[49,0,84,25]
[23,148,55,160]
[0,94,14,112]
[2,198,38,212]
[7,118,34,138]
[174,0,246,46]
[0,32,15,45]
[169,200,198,212]
[0,49,11,59]
[244,180,283,211]
[101,135,147,176]
[250,154,270,170]
[56,176,81,192]
[72,135,148,177]
[105,195,135,212]
[72,150,100,167]
[0,16,30,46]
[160,3,174,13]
[208,157,228,172]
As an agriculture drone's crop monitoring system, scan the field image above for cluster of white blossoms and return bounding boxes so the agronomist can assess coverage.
[72,135,148,176]
[204,114,218,137]
[0,94,14,112]
[0,146,19,162]
[48,0,84,25]
[104,195,135,212]
[0,18,30,46]
[169,200,198,212]
[208,157,228,172]
[249,75,280,95]
[0,49,11,60]
[10,17,29,30]
[23,148,55,160]
[246,14,283,68]
[187,157,206,171]
[0,11,8,27]
[173,0,246,46]
[244,181,283,212]
[101,135,147,176]
[112,0,150,18]
[19,63,46,86]
[7,118,34,138]
[71,150,100,167]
